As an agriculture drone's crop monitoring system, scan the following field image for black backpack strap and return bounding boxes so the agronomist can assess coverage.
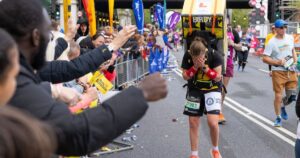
[206,48,215,68]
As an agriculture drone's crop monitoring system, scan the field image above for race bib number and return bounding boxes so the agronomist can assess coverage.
[184,100,200,110]
[204,92,221,112]
[284,56,294,69]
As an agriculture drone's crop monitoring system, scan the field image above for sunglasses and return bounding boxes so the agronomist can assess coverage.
[278,26,287,29]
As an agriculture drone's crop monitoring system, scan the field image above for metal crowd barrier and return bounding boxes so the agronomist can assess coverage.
[114,57,149,88]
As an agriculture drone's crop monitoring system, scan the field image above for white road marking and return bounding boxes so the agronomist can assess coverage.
[224,101,295,146]
[258,69,269,74]
[174,68,297,146]
[173,68,182,77]
[225,97,297,139]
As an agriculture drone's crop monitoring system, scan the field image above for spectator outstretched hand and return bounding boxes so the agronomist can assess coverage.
[138,73,168,102]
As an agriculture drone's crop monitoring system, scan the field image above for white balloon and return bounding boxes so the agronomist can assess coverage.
[166,11,174,24]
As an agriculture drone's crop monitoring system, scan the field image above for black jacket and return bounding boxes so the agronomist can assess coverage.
[75,18,89,41]
[54,37,68,60]
[9,55,149,156]
[38,45,111,84]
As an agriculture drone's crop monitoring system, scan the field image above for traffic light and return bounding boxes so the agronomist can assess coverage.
[149,5,156,24]
[275,12,280,18]
[55,4,60,20]
[49,0,59,20]
[267,0,281,23]
[274,0,281,20]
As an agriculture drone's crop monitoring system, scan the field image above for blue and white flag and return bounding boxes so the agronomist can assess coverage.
[132,0,144,34]
[155,3,165,29]
[162,47,169,69]
[157,48,163,71]
[149,48,157,73]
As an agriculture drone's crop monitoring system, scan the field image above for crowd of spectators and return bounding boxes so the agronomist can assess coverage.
[0,0,168,157]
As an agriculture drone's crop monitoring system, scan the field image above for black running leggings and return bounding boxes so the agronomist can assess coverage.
[237,51,249,65]
[237,51,249,69]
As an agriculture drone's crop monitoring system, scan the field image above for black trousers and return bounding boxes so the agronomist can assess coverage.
[237,51,249,63]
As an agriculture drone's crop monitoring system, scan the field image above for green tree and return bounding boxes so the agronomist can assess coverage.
[144,9,151,24]
[232,9,251,30]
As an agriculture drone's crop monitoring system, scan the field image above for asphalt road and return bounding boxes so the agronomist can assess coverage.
[97,49,297,158]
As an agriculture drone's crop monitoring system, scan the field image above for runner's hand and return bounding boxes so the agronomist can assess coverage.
[269,71,272,77]
[192,57,200,69]
[139,73,168,102]
[278,59,286,66]
[197,57,206,68]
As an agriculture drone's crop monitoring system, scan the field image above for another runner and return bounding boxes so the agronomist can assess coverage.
[262,19,298,127]
[237,31,250,71]
[182,31,223,158]
[219,25,241,124]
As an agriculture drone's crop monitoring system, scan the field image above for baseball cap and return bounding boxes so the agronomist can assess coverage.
[274,19,287,28]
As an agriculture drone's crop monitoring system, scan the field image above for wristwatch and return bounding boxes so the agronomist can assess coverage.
[107,45,114,53]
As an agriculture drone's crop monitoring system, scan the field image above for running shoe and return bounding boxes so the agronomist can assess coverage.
[281,107,288,120]
[210,149,222,158]
[218,113,226,124]
[189,155,199,158]
[274,117,282,127]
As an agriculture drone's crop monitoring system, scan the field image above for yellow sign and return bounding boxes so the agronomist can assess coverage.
[182,0,226,16]
[89,71,113,94]
[182,16,224,39]
[181,0,226,39]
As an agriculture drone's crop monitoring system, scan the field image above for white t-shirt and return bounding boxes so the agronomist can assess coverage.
[263,34,294,71]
